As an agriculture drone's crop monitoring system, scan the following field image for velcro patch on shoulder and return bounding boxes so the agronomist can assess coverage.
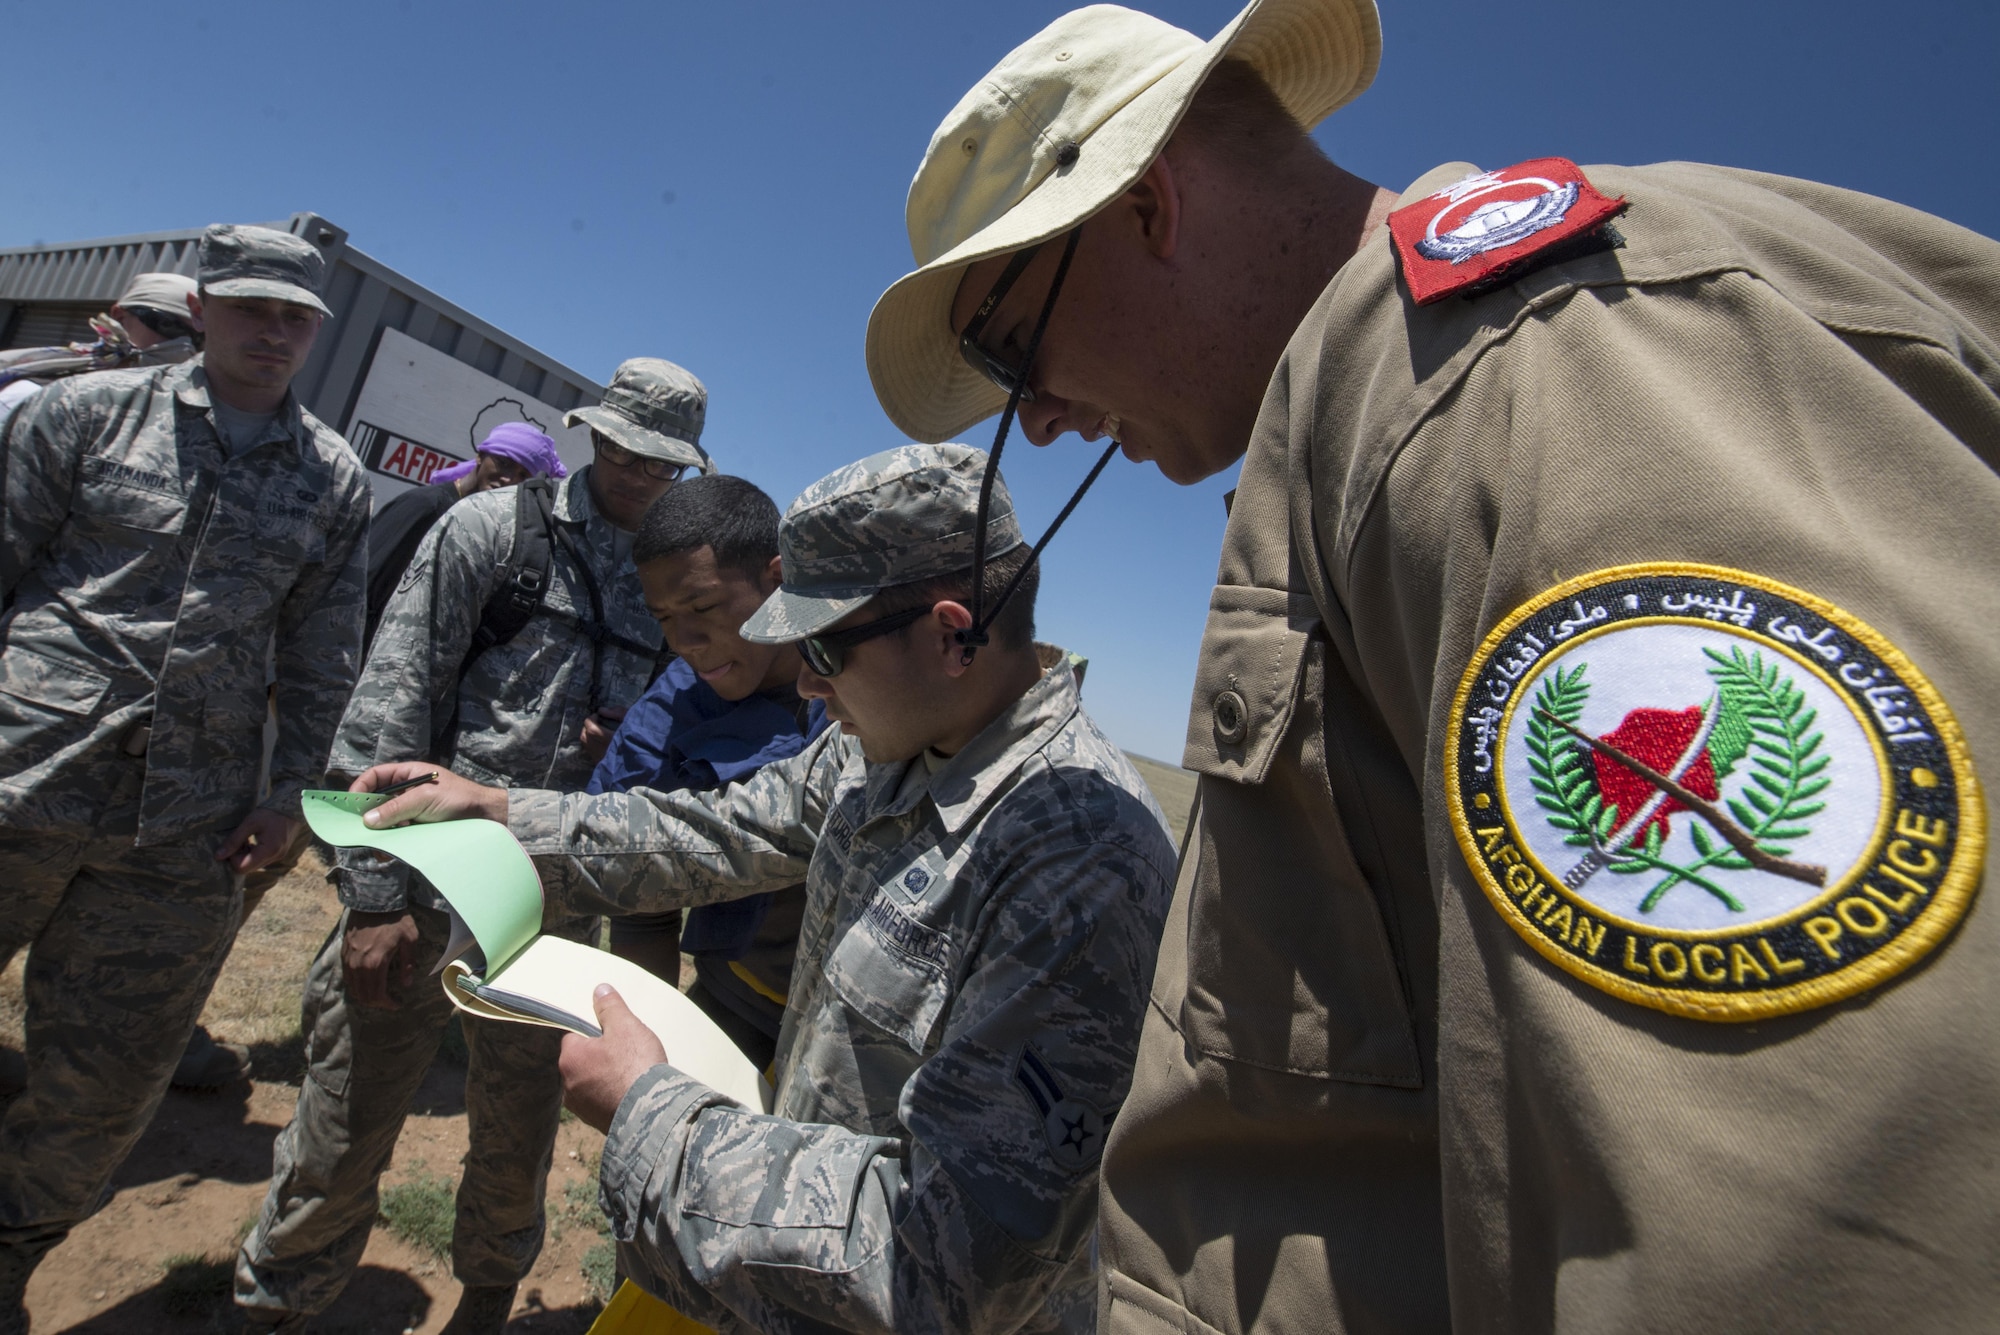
[1388,157,1626,305]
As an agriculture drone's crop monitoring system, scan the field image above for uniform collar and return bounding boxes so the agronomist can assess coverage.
[864,655,1082,834]
[172,358,311,456]
[555,466,600,526]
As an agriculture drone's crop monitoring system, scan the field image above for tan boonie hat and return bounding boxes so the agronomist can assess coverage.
[116,272,198,318]
[565,357,712,473]
[742,443,1023,644]
[197,224,333,317]
[866,0,1380,443]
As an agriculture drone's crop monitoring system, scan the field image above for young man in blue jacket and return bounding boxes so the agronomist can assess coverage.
[591,474,826,1066]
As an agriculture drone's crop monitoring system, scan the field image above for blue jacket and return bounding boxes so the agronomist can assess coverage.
[587,657,828,954]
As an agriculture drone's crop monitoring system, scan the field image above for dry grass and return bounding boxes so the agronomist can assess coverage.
[379,1175,457,1261]
[1125,753,1198,846]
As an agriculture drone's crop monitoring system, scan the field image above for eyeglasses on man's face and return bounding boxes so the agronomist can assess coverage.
[799,605,932,678]
[956,240,1050,404]
[592,432,685,483]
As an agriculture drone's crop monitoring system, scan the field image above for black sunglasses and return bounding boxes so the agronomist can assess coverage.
[799,605,931,678]
[592,432,685,483]
[957,240,1051,403]
[129,306,197,342]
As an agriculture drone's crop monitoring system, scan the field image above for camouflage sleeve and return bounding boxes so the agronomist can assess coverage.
[325,504,502,911]
[507,728,849,917]
[263,464,370,821]
[597,841,1174,1334]
[0,381,82,599]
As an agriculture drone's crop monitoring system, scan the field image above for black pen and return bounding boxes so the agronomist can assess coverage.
[374,770,440,798]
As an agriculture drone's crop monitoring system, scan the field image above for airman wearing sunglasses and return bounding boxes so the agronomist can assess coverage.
[0,272,202,423]
[348,442,1177,1334]
[236,358,707,1335]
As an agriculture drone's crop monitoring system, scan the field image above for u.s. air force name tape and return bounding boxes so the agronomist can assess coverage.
[1445,562,1983,1022]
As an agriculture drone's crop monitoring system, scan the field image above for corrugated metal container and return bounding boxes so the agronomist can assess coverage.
[0,212,604,507]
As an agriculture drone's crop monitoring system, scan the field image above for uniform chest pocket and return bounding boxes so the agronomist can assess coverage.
[822,889,956,1054]
[73,477,187,536]
[1180,590,1422,1088]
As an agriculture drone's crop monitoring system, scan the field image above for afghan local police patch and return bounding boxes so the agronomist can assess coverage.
[1388,158,1626,305]
[1445,563,1983,1021]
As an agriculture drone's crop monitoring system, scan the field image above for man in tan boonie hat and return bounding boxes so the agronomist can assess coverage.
[0,272,203,420]
[867,0,1378,448]
[872,3,2000,1334]
[110,272,201,347]
[565,356,712,474]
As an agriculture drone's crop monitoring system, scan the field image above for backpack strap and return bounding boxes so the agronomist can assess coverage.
[430,478,559,758]
[470,477,558,663]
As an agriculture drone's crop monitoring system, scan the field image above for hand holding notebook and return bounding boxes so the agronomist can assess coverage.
[301,788,772,1113]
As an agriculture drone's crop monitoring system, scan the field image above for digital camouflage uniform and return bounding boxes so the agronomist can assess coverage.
[507,444,1177,1333]
[0,345,369,1265]
[237,463,664,1319]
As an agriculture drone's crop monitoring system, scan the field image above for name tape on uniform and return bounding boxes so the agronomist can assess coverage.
[1444,563,1984,1021]
[1388,157,1626,306]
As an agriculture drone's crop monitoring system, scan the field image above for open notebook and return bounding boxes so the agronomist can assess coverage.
[301,789,771,1113]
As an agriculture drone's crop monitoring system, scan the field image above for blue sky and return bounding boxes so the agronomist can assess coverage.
[6,0,1995,761]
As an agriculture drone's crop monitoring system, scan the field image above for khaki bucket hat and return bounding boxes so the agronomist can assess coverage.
[116,272,199,318]
[866,0,1380,444]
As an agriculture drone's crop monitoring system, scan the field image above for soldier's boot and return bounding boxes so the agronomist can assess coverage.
[440,1283,517,1335]
[238,1311,311,1334]
[172,1026,251,1089]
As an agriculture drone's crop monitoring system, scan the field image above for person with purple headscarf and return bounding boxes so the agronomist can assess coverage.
[363,420,568,644]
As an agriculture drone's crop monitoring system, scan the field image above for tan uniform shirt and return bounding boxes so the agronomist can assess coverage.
[1098,161,2000,1333]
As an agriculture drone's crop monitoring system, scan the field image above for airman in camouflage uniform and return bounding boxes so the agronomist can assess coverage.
[236,358,706,1335]
[0,224,367,1330]
[357,444,1177,1333]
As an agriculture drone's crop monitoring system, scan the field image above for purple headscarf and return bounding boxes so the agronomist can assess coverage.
[431,420,569,486]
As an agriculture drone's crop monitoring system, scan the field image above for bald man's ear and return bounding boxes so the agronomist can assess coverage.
[1119,152,1184,262]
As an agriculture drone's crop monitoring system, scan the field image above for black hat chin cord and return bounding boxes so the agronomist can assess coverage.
[958,227,1114,665]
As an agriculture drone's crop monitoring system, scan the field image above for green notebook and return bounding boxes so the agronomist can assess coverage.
[301,790,771,1112]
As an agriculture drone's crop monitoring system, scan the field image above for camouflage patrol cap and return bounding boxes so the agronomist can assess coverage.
[742,442,1023,644]
[197,224,332,317]
[565,357,712,473]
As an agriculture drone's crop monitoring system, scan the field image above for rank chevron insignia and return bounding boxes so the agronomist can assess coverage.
[1446,563,1985,1021]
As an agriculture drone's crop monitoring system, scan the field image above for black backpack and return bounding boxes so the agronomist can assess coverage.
[430,477,660,756]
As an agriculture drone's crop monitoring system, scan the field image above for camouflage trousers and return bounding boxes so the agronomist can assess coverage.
[0,758,243,1264]
[235,901,594,1318]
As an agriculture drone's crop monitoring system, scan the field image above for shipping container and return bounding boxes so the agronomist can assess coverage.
[1,212,605,509]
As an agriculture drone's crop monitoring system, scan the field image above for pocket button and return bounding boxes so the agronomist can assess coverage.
[1213,689,1248,744]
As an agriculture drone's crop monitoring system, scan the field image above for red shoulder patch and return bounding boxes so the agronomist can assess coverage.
[1387,158,1626,305]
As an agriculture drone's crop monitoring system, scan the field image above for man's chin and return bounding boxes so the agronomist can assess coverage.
[1133,438,1239,487]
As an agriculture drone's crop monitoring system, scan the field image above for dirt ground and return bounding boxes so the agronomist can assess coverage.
[0,851,615,1334]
